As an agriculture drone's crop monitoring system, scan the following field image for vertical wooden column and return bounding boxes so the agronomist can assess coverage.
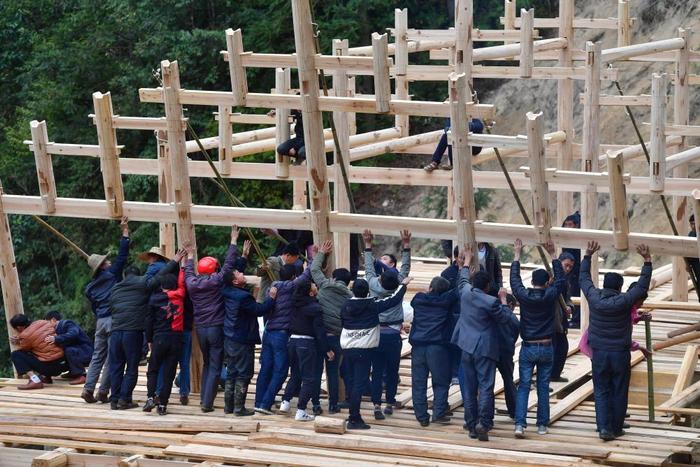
[332,39,351,269]
[527,112,551,245]
[275,68,291,180]
[217,105,233,176]
[348,77,357,136]
[693,189,700,261]
[519,9,534,78]
[453,0,473,90]
[93,92,125,218]
[449,73,477,267]
[503,0,516,45]
[394,8,410,137]
[672,28,690,301]
[291,0,334,254]
[556,0,575,224]
[650,73,667,193]
[607,150,629,251]
[0,179,24,361]
[225,28,248,106]
[580,41,601,331]
[156,130,176,259]
[617,1,631,47]
[29,120,57,214]
[371,33,391,113]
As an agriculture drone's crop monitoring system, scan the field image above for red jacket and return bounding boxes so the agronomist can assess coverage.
[146,269,188,341]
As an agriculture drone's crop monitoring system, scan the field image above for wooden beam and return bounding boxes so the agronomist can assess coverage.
[32,448,75,467]
[607,150,629,250]
[110,116,168,130]
[556,0,574,225]
[371,33,391,113]
[503,0,516,45]
[617,1,631,47]
[472,37,567,63]
[217,105,233,175]
[394,8,409,137]
[225,28,247,106]
[602,37,685,62]
[274,68,291,180]
[580,94,652,106]
[29,121,57,214]
[505,16,621,30]
[156,130,176,259]
[665,124,700,137]
[519,8,534,78]
[350,130,442,162]
[453,0,473,86]
[526,112,551,244]
[671,344,698,397]
[292,0,333,250]
[650,73,667,192]
[469,65,618,81]
[333,39,351,269]
[92,92,125,218]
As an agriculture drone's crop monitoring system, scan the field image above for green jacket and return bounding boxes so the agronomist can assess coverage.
[310,251,352,336]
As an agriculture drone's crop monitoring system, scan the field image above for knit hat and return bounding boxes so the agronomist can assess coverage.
[562,211,581,227]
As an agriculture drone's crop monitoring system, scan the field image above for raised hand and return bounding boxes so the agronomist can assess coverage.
[498,287,508,304]
[269,286,278,299]
[182,241,195,258]
[400,229,412,248]
[514,238,523,261]
[585,241,600,256]
[120,216,129,236]
[242,240,252,258]
[401,276,413,285]
[231,225,240,245]
[173,248,187,263]
[320,240,333,254]
[543,240,556,256]
[362,229,373,248]
[636,244,651,262]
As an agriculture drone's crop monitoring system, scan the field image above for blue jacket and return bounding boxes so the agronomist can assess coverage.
[340,285,407,350]
[265,268,311,332]
[409,288,459,346]
[85,236,130,319]
[510,260,566,341]
[451,267,516,361]
[54,319,93,360]
[222,285,274,345]
[440,263,459,289]
[581,256,652,352]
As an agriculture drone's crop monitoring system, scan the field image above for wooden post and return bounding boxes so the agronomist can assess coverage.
[607,150,629,251]
[556,0,575,225]
[453,0,473,90]
[217,105,233,176]
[92,92,125,218]
[693,189,700,261]
[526,111,551,245]
[275,68,291,180]
[503,0,516,45]
[672,28,690,301]
[650,73,667,193]
[371,33,391,113]
[333,39,351,269]
[225,28,247,106]
[29,120,57,214]
[156,130,176,259]
[580,41,602,331]
[394,8,410,137]
[617,1,631,47]
[291,0,334,252]
[519,9,534,78]
[449,73,477,267]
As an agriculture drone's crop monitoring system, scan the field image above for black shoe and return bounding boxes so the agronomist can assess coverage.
[313,405,323,416]
[97,390,109,404]
[625,412,630,418]
[374,408,385,420]
[383,405,394,415]
[117,400,138,410]
[142,398,156,412]
[81,389,97,404]
[157,405,167,416]
[347,420,371,430]
[110,401,118,410]
[432,415,451,425]
[551,376,569,383]
[201,406,214,413]
[444,410,454,417]
[180,395,189,406]
[599,430,615,441]
[338,401,351,409]
[614,429,626,438]
[328,405,340,414]
[549,387,554,393]
[475,423,489,442]
[234,407,256,417]
[463,423,478,439]
[419,419,430,427]
[622,422,630,429]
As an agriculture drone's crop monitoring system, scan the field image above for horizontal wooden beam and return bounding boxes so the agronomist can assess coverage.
[579,94,652,106]
[400,28,538,42]
[472,65,618,81]
[502,17,622,30]
[602,37,685,62]
[23,142,122,157]
[88,115,168,131]
[666,146,700,171]
[665,124,700,137]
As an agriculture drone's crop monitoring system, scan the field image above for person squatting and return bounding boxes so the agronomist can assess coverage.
[10,216,656,441]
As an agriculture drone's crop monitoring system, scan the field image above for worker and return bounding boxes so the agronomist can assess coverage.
[510,239,566,438]
[423,118,484,172]
[581,241,652,441]
[9,315,66,390]
[561,212,582,328]
[495,293,519,420]
[139,247,169,364]
[551,252,577,383]
[688,214,699,284]
[272,109,305,164]
[440,245,462,385]
[256,242,301,302]
[82,216,130,404]
[44,310,93,385]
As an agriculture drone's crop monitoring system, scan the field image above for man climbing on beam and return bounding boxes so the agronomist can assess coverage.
[269,108,306,165]
[423,117,484,172]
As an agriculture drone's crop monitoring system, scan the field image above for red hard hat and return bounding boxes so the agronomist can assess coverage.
[197,256,219,275]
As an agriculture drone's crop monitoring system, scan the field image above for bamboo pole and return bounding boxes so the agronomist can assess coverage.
[31,215,88,259]
[556,0,575,225]
[29,121,57,214]
[607,150,629,250]
[92,92,125,218]
[0,179,24,364]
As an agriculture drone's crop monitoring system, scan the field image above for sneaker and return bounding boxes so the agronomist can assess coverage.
[295,409,314,421]
[81,389,97,404]
[254,407,274,415]
[622,422,630,429]
[423,161,439,172]
[312,405,323,416]
[419,419,430,427]
[431,416,451,425]
[279,400,291,413]
[157,405,167,416]
[142,398,157,412]
[514,425,525,438]
[374,406,385,420]
[328,405,340,414]
[383,405,393,415]
[475,423,489,442]
[110,401,119,410]
[347,420,371,430]
[97,390,109,403]
[537,425,548,435]
[180,395,189,406]
[463,424,478,439]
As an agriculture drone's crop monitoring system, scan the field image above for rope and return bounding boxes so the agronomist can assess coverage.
[31,215,89,260]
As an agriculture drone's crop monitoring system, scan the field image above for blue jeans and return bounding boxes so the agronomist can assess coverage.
[108,330,143,403]
[411,344,450,422]
[195,325,224,409]
[371,332,402,405]
[461,352,497,431]
[157,329,191,397]
[515,343,554,427]
[592,349,631,434]
[255,329,289,410]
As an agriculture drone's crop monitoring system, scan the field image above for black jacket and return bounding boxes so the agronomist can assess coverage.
[290,296,328,353]
[222,285,274,345]
[480,243,502,296]
[146,267,190,342]
[581,256,652,352]
[291,110,304,139]
[409,288,458,346]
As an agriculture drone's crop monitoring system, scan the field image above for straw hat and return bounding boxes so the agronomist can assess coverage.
[138,246,169,262]
[87,254,108,275]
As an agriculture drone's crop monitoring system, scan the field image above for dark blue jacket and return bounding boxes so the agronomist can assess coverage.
[54,319,93,360]
[85,236,130,319]
[561,247,581,297]
[497,315,520,357]
[341,285,407,331]
[581,256,652,352]
[510,260,566,341]
[265,268,311,332]
[409,288,459,346]
[440,263,459,289]
[222,285,274,345]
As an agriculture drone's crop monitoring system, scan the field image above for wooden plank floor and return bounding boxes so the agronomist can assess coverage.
[1,265,699,466]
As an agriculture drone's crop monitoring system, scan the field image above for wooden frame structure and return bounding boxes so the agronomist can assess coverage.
[2,0,700,365]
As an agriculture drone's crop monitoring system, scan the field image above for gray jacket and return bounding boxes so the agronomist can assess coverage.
[364,249,410,325]
[310,252,352,335]
[256,256,284,303]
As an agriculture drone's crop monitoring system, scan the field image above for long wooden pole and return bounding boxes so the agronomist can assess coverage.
[557,0,575,225]
[0,179,24,364]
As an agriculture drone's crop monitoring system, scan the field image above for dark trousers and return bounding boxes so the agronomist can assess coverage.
[196,325,224,409]
[283,337,317,410]
[277,137,306,160]
[449,344,462,379]
[65,344,92,376]
[255,329,290,410]
[157,329,191,397]
[225,340,255,384]
[496,351,516,418]
[313,335,342,407]
[411,344,450,422]
[551,332,569,380]
[11,350,66,377]
[461,352,497,431]
[344,347,374,422]
[146,332,183,406]
[108,330,143,403]
[431,120,484,165]
[592,349,631,434]
[371,332,402,405]
[515,343,553,427]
